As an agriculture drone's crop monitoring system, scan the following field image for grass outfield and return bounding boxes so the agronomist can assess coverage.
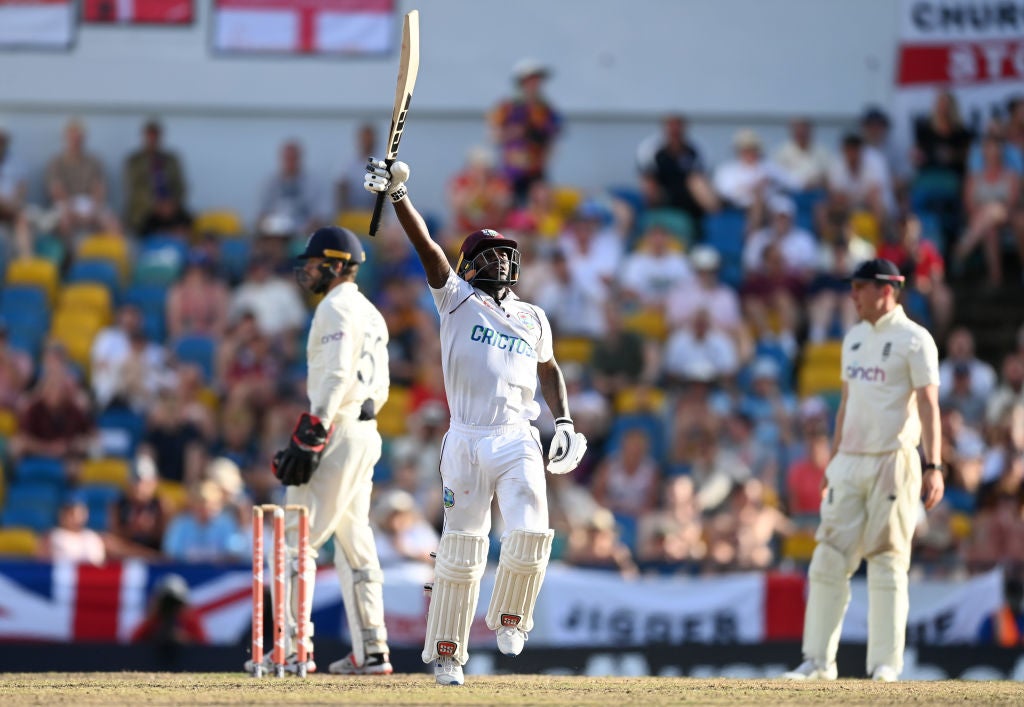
[1,674,1023,706]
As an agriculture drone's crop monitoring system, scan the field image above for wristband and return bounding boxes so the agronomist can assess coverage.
[923,462,945,472]
[554,417,573,426]
[389,185,408,203]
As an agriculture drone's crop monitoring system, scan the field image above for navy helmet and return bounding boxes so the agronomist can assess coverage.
[297,226,365,265]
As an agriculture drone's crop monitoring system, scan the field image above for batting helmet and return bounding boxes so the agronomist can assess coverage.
[297,226,365,264]
[456,229,520,287]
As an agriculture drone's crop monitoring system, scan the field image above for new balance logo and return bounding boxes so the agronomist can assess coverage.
[846,365,886,382]
[437,641,457,656]
[500,614,521,627]
[851,342,861,351]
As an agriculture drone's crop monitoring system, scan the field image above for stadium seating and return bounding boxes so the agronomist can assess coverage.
[194,209,244,237]
[79,458,131,489]
[77,484,121,532]
[124,283,168,342]
[219,237,251,284]
[57,283,114,328]
[97,407,146,458]
[798,341,843,397]
[2,482,63,532]
[6,258,59,306]
[0,527,40,557]
[134,236,188,286]
[67,259,121,302]
[553,337,594,365]
[551,185,584,218]
[173,334,217,383]
[1,285,51,357]
[33,235,66,268]
[376,386,410,437]
[0,409,16,438]
[15,457,66,485]
[77,233,130,284]
[605,413,667,464]
[156,479,188,512]
[704,208,746,258]
[336,210,374,234]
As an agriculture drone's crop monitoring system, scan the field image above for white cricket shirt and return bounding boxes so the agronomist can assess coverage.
[430,269,553,426]
[839,305,939,454]
[307,282,390,426]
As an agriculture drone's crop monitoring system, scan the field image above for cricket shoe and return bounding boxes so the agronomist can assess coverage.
[780,659,838,680]
[871,665,899,682]
[434,656,464,686]
[244,652,317,675]
[328,652,393,675]
[496,626,527,656]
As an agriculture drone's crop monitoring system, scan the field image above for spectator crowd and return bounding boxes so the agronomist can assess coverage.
[1,66,1024,596]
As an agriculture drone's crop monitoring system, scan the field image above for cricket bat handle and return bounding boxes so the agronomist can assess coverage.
[368,158,395,237]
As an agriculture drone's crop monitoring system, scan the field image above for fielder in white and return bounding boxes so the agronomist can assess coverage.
[246,226,394,676]
[365,159,587,686]
[783,258,945,682]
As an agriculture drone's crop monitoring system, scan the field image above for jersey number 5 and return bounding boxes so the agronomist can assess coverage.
[356,335,384,386]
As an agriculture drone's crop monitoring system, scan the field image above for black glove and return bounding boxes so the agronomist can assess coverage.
[272,413,332,486]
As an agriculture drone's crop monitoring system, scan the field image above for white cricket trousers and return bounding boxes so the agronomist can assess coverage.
[440,421,550,536]
[802,447,921,675]
[284,418,388,659]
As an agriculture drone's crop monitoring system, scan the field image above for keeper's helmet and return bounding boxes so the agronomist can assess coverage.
[456,229,520,287]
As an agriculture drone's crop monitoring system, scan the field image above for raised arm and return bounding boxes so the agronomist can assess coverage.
[364,160,450,288]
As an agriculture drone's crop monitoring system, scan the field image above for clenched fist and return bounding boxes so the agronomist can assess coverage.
[364,159,410,202]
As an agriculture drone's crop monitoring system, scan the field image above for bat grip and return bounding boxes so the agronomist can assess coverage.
[367,158,395,237]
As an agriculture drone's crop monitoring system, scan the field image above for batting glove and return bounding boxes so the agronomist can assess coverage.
[272,413,333,486]
[547,417,587,475]
[364,159,410,203]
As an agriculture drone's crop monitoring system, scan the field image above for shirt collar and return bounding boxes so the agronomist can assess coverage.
[872,304,905,330]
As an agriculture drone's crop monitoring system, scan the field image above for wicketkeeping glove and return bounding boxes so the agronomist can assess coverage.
[272,413,333,486]
[547,417,587,475]
[364,159,411,203]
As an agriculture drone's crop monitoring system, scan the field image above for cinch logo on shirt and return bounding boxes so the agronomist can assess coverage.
[846,365,886,382]
[320,330,344,344]
[470,325,536,358]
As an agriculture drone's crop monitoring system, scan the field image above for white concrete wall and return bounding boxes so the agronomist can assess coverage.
[0,0,901,226]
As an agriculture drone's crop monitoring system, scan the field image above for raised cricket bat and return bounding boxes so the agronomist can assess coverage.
[368,8,420,236]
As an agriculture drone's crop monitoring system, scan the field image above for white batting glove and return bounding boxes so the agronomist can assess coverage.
[547,417,587,475]
[364,159,410,203]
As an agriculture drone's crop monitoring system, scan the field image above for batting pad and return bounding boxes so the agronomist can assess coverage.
[485,529,554,633]
[421,532,489,664]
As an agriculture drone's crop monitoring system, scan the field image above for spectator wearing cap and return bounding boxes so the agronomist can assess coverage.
[638,114,719,228]
[861,106,911,194]
[371,489,439,567]
[91,303,172,413]
[228,256,308,340]
[107,455,169,559]
[123,118,192,237]
[825,131,894,229]
[713,128,800,219]
[258,139,325,238]
[938,327,996,399]
[773,117,833,191]
[489,58,563,203]
[447,145,513,236]
[45,117,121,240]
[40,492,106,565]
[618,216,695,310]
[805,213,876,343]
[877,212,953,339]
[563,508,638,578]
[166,251,231,341]
[665,245,748,355]
[742,194,819,279]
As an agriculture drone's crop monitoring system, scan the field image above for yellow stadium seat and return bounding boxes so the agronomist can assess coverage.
[377,386,411,438]
[798,363,842,398]
[0,528,39,557]
[157,479,189,512]
[850,210,881,246]
[335,211,374,235]
[6,258,59,306]
[77,234,130,283]
[0,408,17,437]
[80,458,131,489]
[551,186,583,219]
[803,341,843,367]
[950,513,972,541]
[195,209,244,237]
[554,337,594,365]
[614,386,666,415]
[782,529,817,562]
[196,387,220,416]
[623,309,669,342]
[57,284,113,327]
[52,309,107,337]
[48,329,97,370]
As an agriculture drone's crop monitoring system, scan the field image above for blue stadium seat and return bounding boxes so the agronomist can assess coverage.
[15,457,66,485]
[2,481,62,532]
[78,484,122,532]
[704,208,746,258]
[173,334,217,383]
[124,284,168,342]
[135,236,188,286]
[67,259,120,302]
[97,407,146,458]
[0,505,56,533]
[1,285,50,357]
[917,210,944,250]
[219,238,251,284]
[604,414,667,465]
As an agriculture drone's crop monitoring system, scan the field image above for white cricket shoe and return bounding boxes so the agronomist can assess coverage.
[244,652,316,676]
[871,665,899,682]
[328,651,393,675]
[780,659,838,680]
[434,656,464,686]
[496,626,527,656]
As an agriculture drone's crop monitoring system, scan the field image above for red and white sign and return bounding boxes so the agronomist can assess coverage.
[892,0,1024,154]
[82,0,193,24]
[0,0,74,49]
[212,0,395,55]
